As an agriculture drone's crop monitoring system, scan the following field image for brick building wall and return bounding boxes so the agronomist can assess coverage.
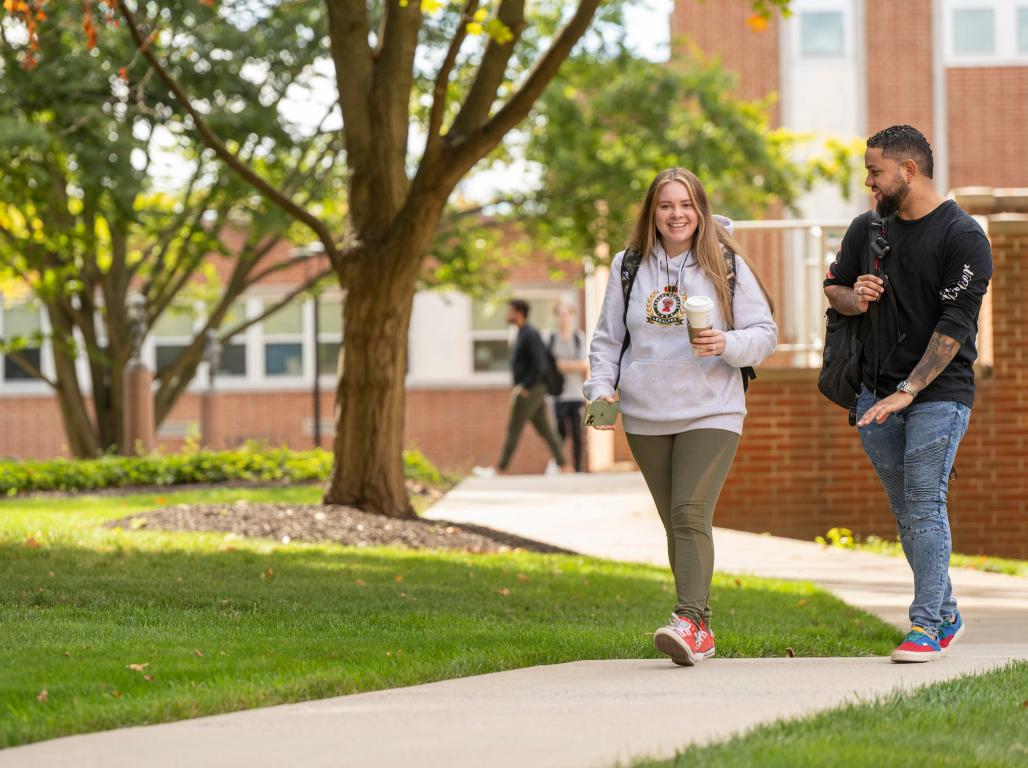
[947,67,1028,188]
[670,0,780,125]
[864,0,935,139]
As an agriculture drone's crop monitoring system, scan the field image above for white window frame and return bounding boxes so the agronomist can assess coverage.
[258,294,308,385]
[795,5,849,59]
[314,293,345,384]
[0,299,53,396]
[147,300,200,380]
[944,0,1028,65]
[469,287,580,384]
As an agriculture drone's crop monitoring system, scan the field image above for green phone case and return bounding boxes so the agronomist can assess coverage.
[583,400,619,427]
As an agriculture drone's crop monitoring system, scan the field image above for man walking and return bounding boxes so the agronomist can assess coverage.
[824,125,993,663]
[473,299,567,477]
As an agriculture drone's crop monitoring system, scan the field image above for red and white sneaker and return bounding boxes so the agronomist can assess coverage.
[653,615,716,666]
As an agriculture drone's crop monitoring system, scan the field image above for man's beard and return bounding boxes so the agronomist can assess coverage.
[875,179,909,216]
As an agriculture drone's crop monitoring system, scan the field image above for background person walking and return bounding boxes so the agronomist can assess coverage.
[824,125,993,664]
[584,168,777,666]
[473,299,567,478]
[548,303,588,473]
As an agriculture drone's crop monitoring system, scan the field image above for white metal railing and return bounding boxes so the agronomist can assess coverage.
[731,219,852,368]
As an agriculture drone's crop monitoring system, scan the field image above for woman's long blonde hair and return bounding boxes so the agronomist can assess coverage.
[625,168,774,327]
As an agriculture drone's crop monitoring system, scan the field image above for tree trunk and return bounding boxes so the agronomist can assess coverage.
[323,251,419,518]
[47,307,101,458]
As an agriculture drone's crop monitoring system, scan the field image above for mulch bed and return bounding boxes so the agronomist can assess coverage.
[106,496,573,555]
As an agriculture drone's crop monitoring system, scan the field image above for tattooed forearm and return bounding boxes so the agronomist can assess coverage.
[908,332,961,391]
[825,285,864,316]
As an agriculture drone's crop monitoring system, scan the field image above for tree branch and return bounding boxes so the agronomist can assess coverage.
[427,0,480,148]
[220,268,334,342]
[471,0,602,154]
[448,0,526,138]
[116,0,339,260]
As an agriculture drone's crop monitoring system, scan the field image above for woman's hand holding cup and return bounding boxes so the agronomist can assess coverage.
[691,328,726,356]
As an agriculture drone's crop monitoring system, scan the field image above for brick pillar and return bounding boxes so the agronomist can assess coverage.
[122,360,156,455]
[200,390,224,451]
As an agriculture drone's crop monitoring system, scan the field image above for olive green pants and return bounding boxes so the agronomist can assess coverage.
[498,382,567,471]
[626,430,740,625]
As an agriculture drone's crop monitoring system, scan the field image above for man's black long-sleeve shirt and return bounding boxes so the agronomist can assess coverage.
[511,323,548,389]
[824,201,993,406]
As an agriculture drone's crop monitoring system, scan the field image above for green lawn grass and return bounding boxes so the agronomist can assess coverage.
[635,661,1028,768]
[1,488,902,748]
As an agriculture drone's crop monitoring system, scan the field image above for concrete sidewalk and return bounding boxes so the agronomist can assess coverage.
[4,472,1025,768]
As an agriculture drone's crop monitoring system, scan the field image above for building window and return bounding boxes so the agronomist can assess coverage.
[263,300,304,377]
[217,299,248,378]
[152,306,195,376]
[316,296,344,375]
[470,294,565,373]
[799,11,845,57]
[953,8,996,54]
[1018,7,1028,51]
[1,301,43,382]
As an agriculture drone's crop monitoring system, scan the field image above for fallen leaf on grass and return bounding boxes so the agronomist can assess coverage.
[36,689,48,702]
[734,578,742,588]
[194,649,204,658]
[394,574,404,583]
[126,663,149,672]
[24,537,42,549]
[143,675,154,683]
[796,599,809,608]
[498,588,511,596]
[516,573,530,583]
[355,579,366,587]
[260,568,275,580]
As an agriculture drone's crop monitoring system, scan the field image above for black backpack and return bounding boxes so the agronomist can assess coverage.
[543,331,581,396]
[817,211,906,425]
[615,249,757,391]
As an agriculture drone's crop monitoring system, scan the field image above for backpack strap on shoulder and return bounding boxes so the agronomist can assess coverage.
[614,247,642,390]
[723,248,757,392]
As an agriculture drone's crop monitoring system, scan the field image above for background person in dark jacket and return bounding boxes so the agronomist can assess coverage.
[473,299,567,477]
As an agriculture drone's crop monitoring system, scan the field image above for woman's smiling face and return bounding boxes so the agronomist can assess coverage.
[654,180,699,253]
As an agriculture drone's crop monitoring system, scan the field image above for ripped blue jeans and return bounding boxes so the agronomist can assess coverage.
[856,387,971,634]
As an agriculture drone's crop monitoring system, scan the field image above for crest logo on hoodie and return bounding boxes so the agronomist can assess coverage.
[645,287,686,326]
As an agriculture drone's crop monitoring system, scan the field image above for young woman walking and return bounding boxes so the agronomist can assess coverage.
[583,168,777,666]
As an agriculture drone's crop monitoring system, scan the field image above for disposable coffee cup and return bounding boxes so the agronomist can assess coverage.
[685,295,714,343]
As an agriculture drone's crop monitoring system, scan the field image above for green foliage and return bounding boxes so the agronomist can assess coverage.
[814,526,855,549]
[816,528,1028,578]
[0,445,444,496]
[516,50,859,265]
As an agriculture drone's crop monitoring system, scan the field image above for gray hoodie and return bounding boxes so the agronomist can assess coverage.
[583,235,777,436]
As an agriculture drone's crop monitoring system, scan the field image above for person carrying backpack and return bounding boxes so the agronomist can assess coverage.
[548,303,589,473]
[473,299,567,478]
[823,125,993,663]
[583,167,777,666]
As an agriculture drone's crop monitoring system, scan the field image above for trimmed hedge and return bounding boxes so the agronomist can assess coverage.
[0,445,443,496]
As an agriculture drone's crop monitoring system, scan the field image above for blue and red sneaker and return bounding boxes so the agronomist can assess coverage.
[939,612,965,654]
[891,626,943,663]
